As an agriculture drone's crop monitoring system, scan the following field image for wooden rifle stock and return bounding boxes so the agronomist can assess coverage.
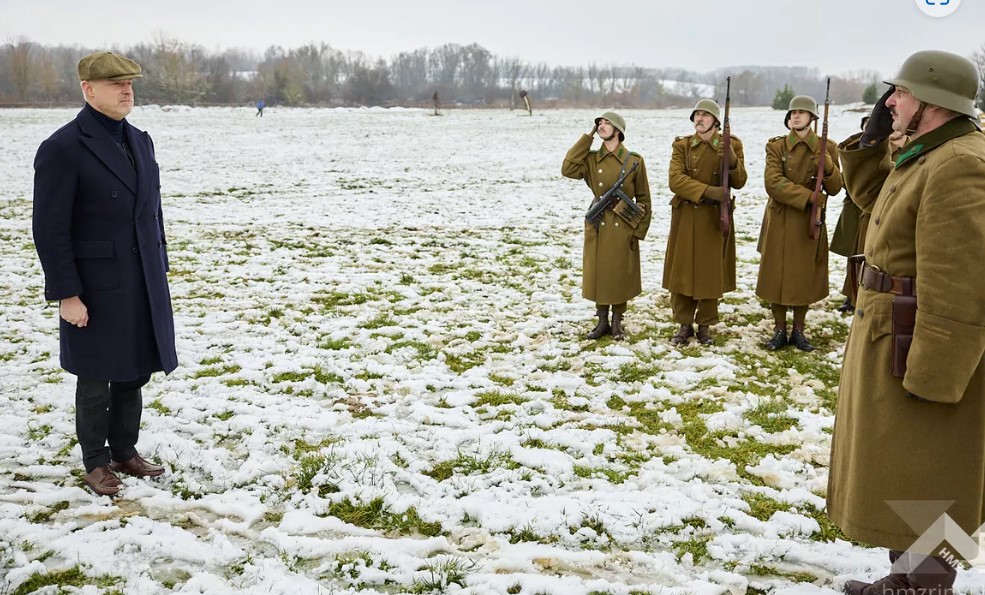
[809,78,831,240]
[720,77,732,237]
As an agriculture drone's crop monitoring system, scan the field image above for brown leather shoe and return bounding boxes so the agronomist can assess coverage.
[110,454,165,477]
[84,465,122,496]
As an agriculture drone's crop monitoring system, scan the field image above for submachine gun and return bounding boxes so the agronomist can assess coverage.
[585,161,640,229]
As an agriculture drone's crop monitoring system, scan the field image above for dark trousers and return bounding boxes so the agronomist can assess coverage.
[76,375,150,472]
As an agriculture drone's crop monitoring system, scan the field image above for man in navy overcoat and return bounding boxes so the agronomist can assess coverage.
[33,52,178,496]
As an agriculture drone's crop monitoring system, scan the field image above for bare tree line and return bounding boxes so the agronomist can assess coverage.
[2,36,983,110]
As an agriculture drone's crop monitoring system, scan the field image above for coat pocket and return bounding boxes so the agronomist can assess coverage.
[73,240,119,291]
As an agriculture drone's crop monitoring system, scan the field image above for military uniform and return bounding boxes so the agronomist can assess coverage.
[664,130,747,333]
[831,51,985,595]
[563,112,651,340]
[829,195,870,303]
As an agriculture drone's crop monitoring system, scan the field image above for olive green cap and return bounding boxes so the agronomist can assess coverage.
[690,99,721,126]
[785,95,818,128]
[885,50,979,119]
[595,111,626,141]
[78,52,143,81]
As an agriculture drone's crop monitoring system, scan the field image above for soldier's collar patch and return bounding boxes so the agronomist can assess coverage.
[894,117,980,169]
[786,129,818,150]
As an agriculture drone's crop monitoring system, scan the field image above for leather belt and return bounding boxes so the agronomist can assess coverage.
[860,263,916,297]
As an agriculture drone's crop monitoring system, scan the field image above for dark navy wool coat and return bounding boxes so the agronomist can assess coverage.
[33,107,178,381]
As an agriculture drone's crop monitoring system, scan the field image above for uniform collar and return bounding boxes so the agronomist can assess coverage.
[894,117,980,169]
[598,142,628,163]
[690,131,721,149]
[786,128,818,151]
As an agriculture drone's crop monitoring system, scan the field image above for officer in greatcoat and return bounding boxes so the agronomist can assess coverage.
[831,50,985,594]
[33,52,178,496]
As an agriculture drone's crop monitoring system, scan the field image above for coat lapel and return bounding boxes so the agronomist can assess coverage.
[76,108,137,195]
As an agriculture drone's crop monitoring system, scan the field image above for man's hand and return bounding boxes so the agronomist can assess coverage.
[860,87,895,147]
[823,157,835,176]
[589,124,598,137]
[60,296,89,327]
[727,145,738,168]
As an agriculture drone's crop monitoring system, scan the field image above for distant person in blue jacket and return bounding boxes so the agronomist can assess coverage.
[255,98,265,117]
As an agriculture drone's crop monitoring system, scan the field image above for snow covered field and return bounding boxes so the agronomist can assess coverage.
[2,105,983,594]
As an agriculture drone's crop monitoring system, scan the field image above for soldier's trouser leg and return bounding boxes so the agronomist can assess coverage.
[770,304,788,330]
[671,293,697,325]
[695,299,720,326]
[76,375,150,472]
[611,302,627,315]
[791,306,808,331]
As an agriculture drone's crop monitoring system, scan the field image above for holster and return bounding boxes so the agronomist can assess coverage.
[891,294,917,378]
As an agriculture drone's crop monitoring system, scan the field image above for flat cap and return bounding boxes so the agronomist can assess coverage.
[78,51,143,81]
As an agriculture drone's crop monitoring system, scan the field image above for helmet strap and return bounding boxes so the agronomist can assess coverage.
[905,102,926,136]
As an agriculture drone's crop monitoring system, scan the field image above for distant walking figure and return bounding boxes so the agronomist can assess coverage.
[255,98,265,117]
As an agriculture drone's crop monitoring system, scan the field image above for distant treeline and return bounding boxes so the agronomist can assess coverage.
[2,36,983,110]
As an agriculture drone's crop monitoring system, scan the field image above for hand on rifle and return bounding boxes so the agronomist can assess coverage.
[702,185,723,203]
[823,157,835,176]
[727,145,738,168]
[860,87,895,147]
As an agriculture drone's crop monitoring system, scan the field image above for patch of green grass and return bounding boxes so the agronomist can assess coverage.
[272,366,343,385]
[573,465,631,484]
[672,536,711,564]
[424,449,517,481]
[26,424,52,441]
[386,340,436,361]
[192,364,242,379]
[748,564,817,582]
[745,398,798,432]
[444,351,486,373]
[606,395,627,409]
[474,390,525,407]
[27,501,70,523]
[328,497,442,537]
[287,436,341,460]
[617,361,660,383]
[313,291,369,311]
[319,337,353,350]
[399,273,415,285]
[214,410,235,421]
[295,453,339,496]
[12,565,119,595]
[361,313,395,329]
[411,556,478,594]
[222,378,250,387]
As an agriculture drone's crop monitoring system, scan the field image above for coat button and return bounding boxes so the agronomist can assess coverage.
[918,156,926,164]
[598,168,603,173]
[154,214,159,220]
[889,185,896,193]
[614,222,619,227]
[111,191,118,198]
[875,217,881,225]
[601,221,605,226]
[598,182,603,186]
[857,309,864,318]
[131,246,139,255]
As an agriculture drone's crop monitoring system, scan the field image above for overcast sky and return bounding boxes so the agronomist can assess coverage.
[2,0,983,78]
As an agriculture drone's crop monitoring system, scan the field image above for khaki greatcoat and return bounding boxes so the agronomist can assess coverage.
[663,132,747,299]
[828,119,985,554]
[563,134,652,304]
[756,130,843,306]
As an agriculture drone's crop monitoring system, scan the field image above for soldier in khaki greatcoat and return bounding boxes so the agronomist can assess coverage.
[563,112,651,341]
[831,50,985,595]
[756,95,843,351]
[663,99,747,346]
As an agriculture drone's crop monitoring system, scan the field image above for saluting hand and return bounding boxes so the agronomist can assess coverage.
[589,124,598,138]
[860,87,895,147]
[60,296,89,328]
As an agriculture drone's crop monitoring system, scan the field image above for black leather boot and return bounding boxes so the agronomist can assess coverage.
[670,324,694,346]
[611,312,626,341]
[587,307,610,340]
[696,325,714,345]
[790,329,814,352]
[765,329,788,351]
